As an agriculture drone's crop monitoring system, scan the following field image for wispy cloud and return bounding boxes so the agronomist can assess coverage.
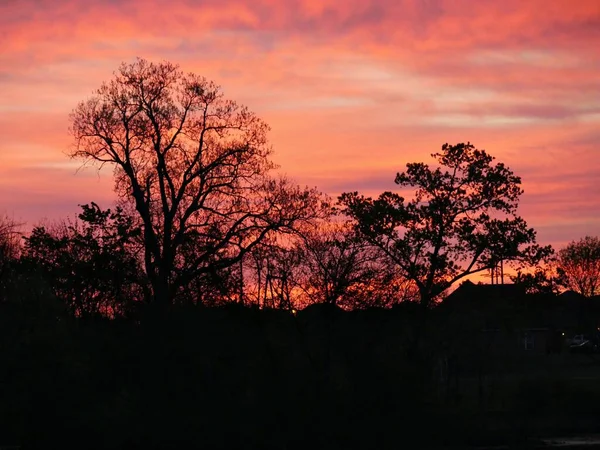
[1,0,599,247]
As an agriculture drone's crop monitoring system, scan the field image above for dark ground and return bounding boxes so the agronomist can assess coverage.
[2,302,600,449]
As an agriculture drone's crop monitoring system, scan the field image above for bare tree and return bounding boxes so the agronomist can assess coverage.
[242,235,303,310]
[69,58,321,306]
[0,214,22,300]
[556,236,600,297]
[0,214,20,262]
[295,221,385,307]
[242,220,418,310]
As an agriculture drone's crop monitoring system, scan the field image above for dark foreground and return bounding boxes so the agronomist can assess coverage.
[2,302,600,449]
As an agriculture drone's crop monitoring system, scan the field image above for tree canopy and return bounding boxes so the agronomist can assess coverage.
[23,203,146,317]
[69,58,321,306]
[556,236,600,297]
[339,142,550,306]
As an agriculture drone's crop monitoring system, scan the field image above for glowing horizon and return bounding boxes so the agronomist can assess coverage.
[1,0,599,250]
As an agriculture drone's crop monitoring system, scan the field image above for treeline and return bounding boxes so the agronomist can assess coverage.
[0,204,597,320]
[0,206,417,318]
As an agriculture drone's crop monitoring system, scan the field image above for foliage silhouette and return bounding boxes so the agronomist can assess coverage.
[69,58,322,306]
[339,142,552,306]
[244,236,302,310]
[23,203,146,317]
[241,217,417,310]
[511,266,560,295]
[294,220,417,308]
[0,214,21,302]
[556,236,600,297]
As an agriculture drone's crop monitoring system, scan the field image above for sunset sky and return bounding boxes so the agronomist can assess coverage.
[1,0,599,250]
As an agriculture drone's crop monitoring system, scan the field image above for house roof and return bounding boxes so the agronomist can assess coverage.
[559,290,587,301]
[441,280,525,306]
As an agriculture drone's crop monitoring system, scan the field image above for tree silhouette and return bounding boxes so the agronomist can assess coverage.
[240,234,302,309]
[69,58,321,306]
[294,221,398,307]
[556,236,600,297]
[0,214,22,302]
[339,142,550,306]
[23,203,146,317]
[511,267,559,295]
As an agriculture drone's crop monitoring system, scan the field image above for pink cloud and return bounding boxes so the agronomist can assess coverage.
[0,0,598,249]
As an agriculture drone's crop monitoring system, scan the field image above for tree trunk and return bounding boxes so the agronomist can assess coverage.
[152,266,171,308]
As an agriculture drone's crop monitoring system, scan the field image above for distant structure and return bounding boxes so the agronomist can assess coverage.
[489,259,505,285]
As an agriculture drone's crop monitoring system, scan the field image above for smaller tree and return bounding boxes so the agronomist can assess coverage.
[295,221,411,308]
[23,203,146,317]
[511,267,559,295]
[556,236,600,297]
[243,235,304,310]
[0,214,22,301]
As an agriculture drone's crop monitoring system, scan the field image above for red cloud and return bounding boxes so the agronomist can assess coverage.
[0,0,599,246]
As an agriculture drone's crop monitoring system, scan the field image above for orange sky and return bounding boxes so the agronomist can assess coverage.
[1,0,599,249]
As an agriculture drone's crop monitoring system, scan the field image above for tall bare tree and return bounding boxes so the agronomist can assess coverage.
[556,236,600,297]
[70,58,320,306]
